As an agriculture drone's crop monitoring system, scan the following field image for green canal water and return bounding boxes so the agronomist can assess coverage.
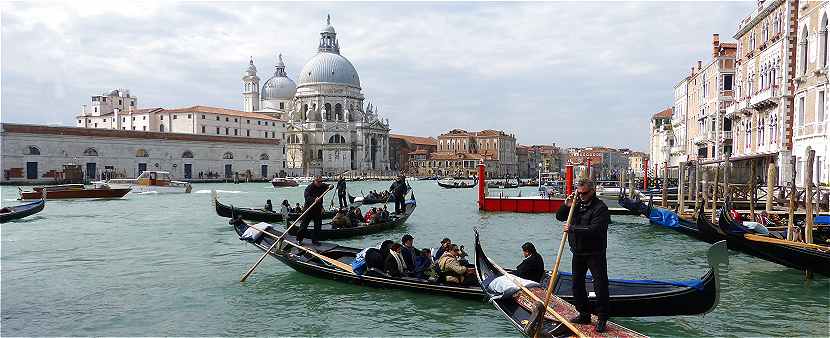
[1,181,828,337]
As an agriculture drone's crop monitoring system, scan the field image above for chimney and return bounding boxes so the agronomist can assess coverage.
[712,34,721,58]
[697,60,702,70]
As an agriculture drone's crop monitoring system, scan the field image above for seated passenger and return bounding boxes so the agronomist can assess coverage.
[280,200,291,217]
[349,207,363,227]
[515,242,545,283]
[384,243,406,277]
[331,209,350,229]
[264,199,273,212]
[294,203,302,213]
[437,244,475,284]
[432,238,452,261]
[364,207,377,223]
[414,248,435,279]
[379,205,391,221]
[365,240,393,272]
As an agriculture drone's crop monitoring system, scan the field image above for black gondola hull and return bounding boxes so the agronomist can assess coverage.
[0,199,45,223]
[287,200,416,240]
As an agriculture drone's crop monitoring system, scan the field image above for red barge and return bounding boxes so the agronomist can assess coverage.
[477,161,570,213]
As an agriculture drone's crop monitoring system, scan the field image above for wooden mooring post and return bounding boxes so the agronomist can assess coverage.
[662,162,669,208]
[805,147,815,245]
[678,162,686,214]
[712,164,720,224]
[749,159,756,221]
[694,161,701,213]
[766,162,776,213]
[787,156,797,241]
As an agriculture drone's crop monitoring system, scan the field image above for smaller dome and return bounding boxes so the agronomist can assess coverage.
[322,14,336,34]
[244,57,257,77]
[262,76,297,100]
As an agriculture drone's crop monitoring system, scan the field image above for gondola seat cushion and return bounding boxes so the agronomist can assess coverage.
[485,274,541,300]
[240,223,272,241]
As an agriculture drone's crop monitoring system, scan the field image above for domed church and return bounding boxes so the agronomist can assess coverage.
[241,15,391,176]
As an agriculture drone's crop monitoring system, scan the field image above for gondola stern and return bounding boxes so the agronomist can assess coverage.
[705,240,728,314]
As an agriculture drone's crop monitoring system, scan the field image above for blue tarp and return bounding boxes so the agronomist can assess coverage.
[648,207,679,228]
[558,271,705,291]
[815,215,830,225]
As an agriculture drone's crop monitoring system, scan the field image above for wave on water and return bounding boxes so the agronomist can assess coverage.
[134,191,159,195]
[193,189,245,194]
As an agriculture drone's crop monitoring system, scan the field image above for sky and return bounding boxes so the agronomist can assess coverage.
[0,1,754,151]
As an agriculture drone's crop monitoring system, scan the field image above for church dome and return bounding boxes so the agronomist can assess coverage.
[262,54,297,100]
[298,52,361,88]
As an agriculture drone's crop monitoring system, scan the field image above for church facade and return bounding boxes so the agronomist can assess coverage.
[243,16,392,177]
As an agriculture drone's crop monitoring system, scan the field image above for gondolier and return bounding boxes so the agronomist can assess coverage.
[336,176,348,208]
[556,178,611,332]
[297,175,330,245]
[389,174,408,214]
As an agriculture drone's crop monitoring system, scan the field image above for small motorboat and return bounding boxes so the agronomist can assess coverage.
[0,199,46,223]
[18,184,131,200]
[271,178,299,187]
[104,171,192,193]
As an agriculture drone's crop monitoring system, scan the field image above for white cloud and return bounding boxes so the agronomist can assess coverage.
[1,1,752,150]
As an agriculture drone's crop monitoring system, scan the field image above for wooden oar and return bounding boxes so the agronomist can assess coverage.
[487,252,587,338]
[238,221,355,272]
[240,185,334,282]
[534,191,578,338]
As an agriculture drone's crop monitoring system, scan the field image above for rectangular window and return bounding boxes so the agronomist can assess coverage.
[160,115,164,120]
[103,119,107,122]
[118,99,122,105]
[234,118,238,122]
[723,74,733,91]
[94,123,98,127]
[143,126,146,131]
[280,102,284,109]
[246,130,250,137]
[132,117,135,121]
[187,114,191,119]
[225,127,229,135]
[78,119,81,123]
[130,100,135,107]
[272,122,275,126]
[143,116,146,120]
[819,91,826,122]
[216,127,220,134]
[799,97,806,126]
[234,129,238,136]
[225,117,229,122]
[246,119,250,124]
[94,107,98,113]
[173,115,177,120]
[201,125,206,133]
[132,126,136,130]
[202,115,206,119]
[257,121,261,125]
[216,116,220,121]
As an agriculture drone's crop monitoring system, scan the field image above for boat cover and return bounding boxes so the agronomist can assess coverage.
[647,207,679,228]
[483,274,541,300]
[558,271,705,291]
[815,216,830,225]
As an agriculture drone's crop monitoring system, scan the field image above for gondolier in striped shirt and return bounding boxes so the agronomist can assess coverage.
[556,178,611,332]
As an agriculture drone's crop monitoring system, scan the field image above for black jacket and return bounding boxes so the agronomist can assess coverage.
[389,180,408,197]
[556,195,610,255]
[515,252,545,283]
[336,179,347,195]
[384,254,403,277]
[304,183,330,209]
[400,245,416,272]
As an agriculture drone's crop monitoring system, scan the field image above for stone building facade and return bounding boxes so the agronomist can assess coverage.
[728,0,798,183]
[649,107,674,167]
[388,134,437,175]
[793,0,830,185]
[1,123,285,183]
[426,129,518,177]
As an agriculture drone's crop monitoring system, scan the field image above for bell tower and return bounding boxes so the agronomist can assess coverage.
[242,56,260,112]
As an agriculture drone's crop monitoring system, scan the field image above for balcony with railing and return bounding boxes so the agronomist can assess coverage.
[750,84,780,108]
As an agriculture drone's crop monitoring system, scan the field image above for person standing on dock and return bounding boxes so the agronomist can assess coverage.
[297,175,330,245]
[556,178,610,332]
[336,176,348,208]
[389,174,408,214]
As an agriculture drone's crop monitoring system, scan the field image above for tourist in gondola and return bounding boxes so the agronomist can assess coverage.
[331,208,350,229]
[364,207,376,223]
[385,243,406,277]
[414,248,436,279]
[336,176,348,208]
[515,242,544,283]
[389,174,408,214]
[556,178,610,332]
[294,203,302,213]
[366,240,393,271]
[400,234,417,273]
[264,200,273,212]
[296,175,330,246]
[349,207,363,227]
[437,244,475,285]
[280,200,291,217]
[379,205,391,222]
[433,238,452,261]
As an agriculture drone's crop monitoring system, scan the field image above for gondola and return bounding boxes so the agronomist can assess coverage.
[437,179,477,189]
[474,229,726,318]
[231,216,485,299]
[487,181,519,189]
[349,190,405,205]
[474,230,649,337]
[0,199,46,223]
[713,206,830,276]
[213,194,336,223]
[286,196,417,240]
[618,195,721,243]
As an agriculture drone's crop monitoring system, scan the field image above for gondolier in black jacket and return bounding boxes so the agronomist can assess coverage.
[336,176,348,208]
[297,175,330,245]
[556,178,611,333]
[389,174,408,214]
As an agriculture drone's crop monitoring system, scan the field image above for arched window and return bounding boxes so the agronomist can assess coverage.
[260,153,269,160]
[324,103,332,121]
[763,22,769,42]
[301,104,308,120]
[821,14,829,67]
[317,149,323,160]
[182,150,194,158]
[25,146,40,155]
[801,27,809,75]
[328,134,345,144]
[159,124,165,133]
[135,148,148,157]
[335,103,343,121]
[84,147,99,156]
[223,152,234,159]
